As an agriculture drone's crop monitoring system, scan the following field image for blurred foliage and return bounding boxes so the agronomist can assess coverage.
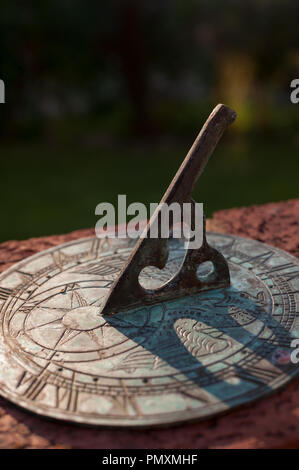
[0,0,298,241]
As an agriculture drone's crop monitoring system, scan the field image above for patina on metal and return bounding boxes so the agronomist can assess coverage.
[100,104,236,316]
[0,104,298,429]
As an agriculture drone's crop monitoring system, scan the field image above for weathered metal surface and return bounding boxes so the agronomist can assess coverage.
[0,233,298,428]
[100,104,236,316]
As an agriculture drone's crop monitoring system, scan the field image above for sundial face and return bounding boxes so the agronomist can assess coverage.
[0,233,298,427]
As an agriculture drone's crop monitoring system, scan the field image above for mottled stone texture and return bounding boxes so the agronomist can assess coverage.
[208,199,299,258]
[0,199,298,449]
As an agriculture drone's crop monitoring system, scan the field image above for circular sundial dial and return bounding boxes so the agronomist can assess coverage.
[0,233,298,428]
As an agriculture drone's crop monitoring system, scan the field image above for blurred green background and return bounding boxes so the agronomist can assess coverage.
[0,0,298,242]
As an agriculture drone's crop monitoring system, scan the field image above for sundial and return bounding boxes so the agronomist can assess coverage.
[0,104,299,428]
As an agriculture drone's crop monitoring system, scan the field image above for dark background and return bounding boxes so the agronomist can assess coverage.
[0,0,298,243]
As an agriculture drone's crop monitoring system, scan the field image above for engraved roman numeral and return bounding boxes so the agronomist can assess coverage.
[0,287,13,301]
[17,371,47,400]
[235,363,280,385]
[240,250,274,267]
[51,251,71,270]
[270,332,293,348]
[89,238,101,258]
[218,238,236,255]
[258,262,299,281]
[55,372,78,412]
[111,380,142,417]
[89,237,112,259]
[56,387,79,412]
[284,269,299,282]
